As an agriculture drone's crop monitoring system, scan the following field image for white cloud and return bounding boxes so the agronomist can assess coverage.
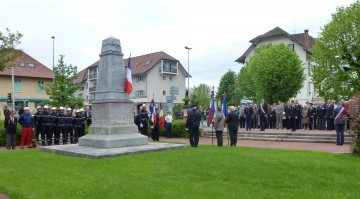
[0,0,356,91]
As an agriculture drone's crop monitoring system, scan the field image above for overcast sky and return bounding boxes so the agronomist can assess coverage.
[0,0,356,90]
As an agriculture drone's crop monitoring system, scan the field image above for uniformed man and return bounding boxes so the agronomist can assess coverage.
[288,100,298,132]
[226,106,239,146]
[244,103,253,131]
[257,98,268,131]
[150,108,160,141]
[34,106,42,142]
[325,100,335,130]
[308,103,317,130]
[137,105,149,136]
[39,105,52,146]
[3,105,10,118]
[269,104,276,129]
[65,108,74,144]
[317,102,326,130]
[73,110,85,143]
[55,107,67,145]
[50,107,58,143]
[186,104,202,147]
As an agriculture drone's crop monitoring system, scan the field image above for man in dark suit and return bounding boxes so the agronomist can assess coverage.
[325,100,335,130]
[226,106,239,146]
[308,103,317,130]
[257,98,268,131]
[4,110,17,150]
[186,104,202,147]
[288,100,298,132]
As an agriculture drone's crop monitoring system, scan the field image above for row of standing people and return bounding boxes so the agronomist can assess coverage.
[213,99,348,146]
[235,100,341,132]
[3,105,91,149]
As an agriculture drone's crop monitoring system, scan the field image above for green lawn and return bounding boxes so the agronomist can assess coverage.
[0,146,359,199]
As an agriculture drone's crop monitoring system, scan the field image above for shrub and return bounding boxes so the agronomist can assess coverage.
[349,92,360,155]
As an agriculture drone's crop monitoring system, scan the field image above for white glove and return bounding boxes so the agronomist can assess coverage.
[151,126,154,129]
[295,117,298,119]
[140,123,143,128]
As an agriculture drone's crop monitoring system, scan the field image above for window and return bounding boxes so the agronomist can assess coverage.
[18,62,24,67]
[86,95,89,101]
[136,75,146,82]
[163,90,166,95]
[307,62,312,76]
[135,90,146,97]
[29,63,35,68]
[37,80,45,93]
[14,79,22,92]
[163,76,166,80]
[145,60,152,65]
[134,63,139,67]
[288,44,294,51]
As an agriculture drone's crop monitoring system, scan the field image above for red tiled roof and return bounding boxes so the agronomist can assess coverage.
[76,51,184,83]
[0,50,53,79]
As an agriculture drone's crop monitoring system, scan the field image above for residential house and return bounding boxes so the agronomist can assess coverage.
[236,27,322,103]
[75,51,188,112]
[0,51,53,119]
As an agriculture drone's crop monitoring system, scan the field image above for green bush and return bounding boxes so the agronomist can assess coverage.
[150,119,189,138]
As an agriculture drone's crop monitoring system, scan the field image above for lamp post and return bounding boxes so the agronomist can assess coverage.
[51,36,55,82]
[185,46,191,96]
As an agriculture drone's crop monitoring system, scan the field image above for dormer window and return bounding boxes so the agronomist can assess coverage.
[18,62,24,67]
[29,63,35,68]
[145,60,151,65]
[134,63,139,67]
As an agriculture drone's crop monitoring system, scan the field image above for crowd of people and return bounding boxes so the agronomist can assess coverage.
[2,104,92,150]
[210,98,350,147]
[134,104,173,141]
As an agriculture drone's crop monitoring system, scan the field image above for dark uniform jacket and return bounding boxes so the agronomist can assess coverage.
[4,116,17,134]
[186,109,202,129]
[244,107,254,119]
[226,111,239,132]
[257,103,268,116]
[288,105,298,118]
[325,104,334,118]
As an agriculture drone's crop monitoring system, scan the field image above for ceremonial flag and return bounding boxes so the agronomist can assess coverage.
[222,93,227,117]
[125,54,133,95]
[150,96,156,126]
[159,102,165,129]
[209,86,215,124]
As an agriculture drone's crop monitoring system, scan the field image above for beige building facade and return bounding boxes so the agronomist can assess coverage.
[0,51,53,119]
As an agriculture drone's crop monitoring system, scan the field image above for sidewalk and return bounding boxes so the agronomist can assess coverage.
[161,137,351,153]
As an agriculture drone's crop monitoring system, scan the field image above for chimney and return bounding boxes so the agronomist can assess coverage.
[304,29,309,49]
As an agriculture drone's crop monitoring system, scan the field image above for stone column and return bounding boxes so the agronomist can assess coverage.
[79,37,148,148]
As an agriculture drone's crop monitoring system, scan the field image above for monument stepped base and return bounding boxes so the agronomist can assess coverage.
[39,142,188,159]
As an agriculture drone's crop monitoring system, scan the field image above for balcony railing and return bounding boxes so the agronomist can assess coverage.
[163,68,177,73]
[89,74,98,79]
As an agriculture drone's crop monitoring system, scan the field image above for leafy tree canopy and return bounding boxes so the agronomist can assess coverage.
[45,55,84,108]
[190,83,211,109]
[311,1,360,101]
[0,28,23,71]
[247,43,305,103]
[236,65,256,102]
[216,70,237,105]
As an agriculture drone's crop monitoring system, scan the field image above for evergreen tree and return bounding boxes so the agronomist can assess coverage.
[45,55,83,108]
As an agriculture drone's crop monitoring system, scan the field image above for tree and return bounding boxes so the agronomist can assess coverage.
[311,1,360,101]
[247,43,305,103]
[236,65,256,102]
[216,70,237,105]
[45,55,83,108]
[0,28,23,71]
[349,92,360,154]
[190,83,211,109]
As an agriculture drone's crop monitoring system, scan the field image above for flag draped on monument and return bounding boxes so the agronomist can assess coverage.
[125,55,133,95]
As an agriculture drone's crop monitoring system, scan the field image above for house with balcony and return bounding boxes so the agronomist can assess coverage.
[0,51,53,118]
[235,27,322,103]
[75,51,188,111]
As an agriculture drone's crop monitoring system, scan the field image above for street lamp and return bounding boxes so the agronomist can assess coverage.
[51,36,55,82]
[185,46,192,96]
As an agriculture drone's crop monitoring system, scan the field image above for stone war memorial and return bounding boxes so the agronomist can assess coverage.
[40,37,187,158]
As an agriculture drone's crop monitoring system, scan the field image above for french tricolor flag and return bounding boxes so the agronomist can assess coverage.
[125,55,133,95]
